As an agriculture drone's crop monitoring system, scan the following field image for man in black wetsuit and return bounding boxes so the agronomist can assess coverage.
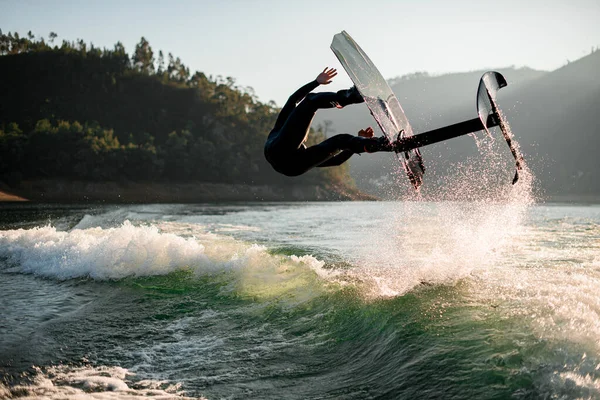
[264,67,398,177]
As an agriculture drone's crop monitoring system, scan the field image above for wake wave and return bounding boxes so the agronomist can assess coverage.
[0,221,319,280]
[0,221,208,280]
[0,220,333,303]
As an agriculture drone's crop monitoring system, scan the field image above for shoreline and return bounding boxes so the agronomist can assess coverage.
[2,181,598,205]
[0,180,377,203]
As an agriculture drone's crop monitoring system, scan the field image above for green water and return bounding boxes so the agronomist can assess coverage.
[1,202,599,399]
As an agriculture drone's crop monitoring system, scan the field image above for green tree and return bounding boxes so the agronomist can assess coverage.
[0,30,8,55]
[132,37,155,74]
[0,29,357,192]
[167,53,189,82]
[157,50,165,75]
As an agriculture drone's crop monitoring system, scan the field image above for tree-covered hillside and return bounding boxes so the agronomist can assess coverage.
[0,30,352,191]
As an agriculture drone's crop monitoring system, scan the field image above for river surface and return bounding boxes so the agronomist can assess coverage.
[1,198,599,399]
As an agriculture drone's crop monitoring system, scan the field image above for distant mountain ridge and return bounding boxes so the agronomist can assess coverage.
[314,50,600,199]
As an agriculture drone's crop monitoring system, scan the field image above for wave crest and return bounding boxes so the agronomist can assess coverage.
[0,221,208,280]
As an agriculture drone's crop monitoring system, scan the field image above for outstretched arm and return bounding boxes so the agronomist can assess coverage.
[272,68,338,131]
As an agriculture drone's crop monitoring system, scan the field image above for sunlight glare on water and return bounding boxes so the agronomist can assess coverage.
[350,115,536,298]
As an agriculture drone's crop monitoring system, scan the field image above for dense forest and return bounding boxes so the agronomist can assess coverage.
[0,30,352,192]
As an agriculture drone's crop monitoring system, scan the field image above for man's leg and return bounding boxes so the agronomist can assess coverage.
[293,134,393,174]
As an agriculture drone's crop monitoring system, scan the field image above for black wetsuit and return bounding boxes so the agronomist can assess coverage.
[264,80,393,177]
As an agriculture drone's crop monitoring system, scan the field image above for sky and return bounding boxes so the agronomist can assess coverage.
[1,0,599,105]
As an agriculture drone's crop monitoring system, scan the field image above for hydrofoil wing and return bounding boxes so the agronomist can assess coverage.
[477,71,525,184]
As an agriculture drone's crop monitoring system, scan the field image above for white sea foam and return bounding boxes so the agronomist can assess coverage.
[470,223,600,351]
[347,195,533,297]
[348,115,537,297]
[0,221,209,280]
[0,220,332,303]
[0,365,203,399]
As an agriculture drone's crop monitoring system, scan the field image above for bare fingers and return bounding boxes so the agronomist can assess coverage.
[318,67,337,84]
[358,127,374,137]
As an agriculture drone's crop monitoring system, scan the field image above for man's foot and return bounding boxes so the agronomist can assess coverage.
[390,131,405,153]
[363,135,393,153]
[376,135,392,151]
[337,86,364,107]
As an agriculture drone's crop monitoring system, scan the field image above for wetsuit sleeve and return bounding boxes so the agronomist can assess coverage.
[272,80,320,131]
[316,150,354,167]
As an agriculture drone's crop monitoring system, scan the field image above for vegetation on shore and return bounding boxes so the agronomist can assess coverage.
[0,30,354,196]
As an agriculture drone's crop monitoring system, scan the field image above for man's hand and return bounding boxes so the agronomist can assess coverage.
[358,127,374,137]
[316,67,337,85]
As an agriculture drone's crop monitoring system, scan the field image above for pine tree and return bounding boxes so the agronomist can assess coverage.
[157,50,165,75]
[132,37,155,74]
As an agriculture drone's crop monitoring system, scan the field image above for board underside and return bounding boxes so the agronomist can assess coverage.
[331,31,425,189]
